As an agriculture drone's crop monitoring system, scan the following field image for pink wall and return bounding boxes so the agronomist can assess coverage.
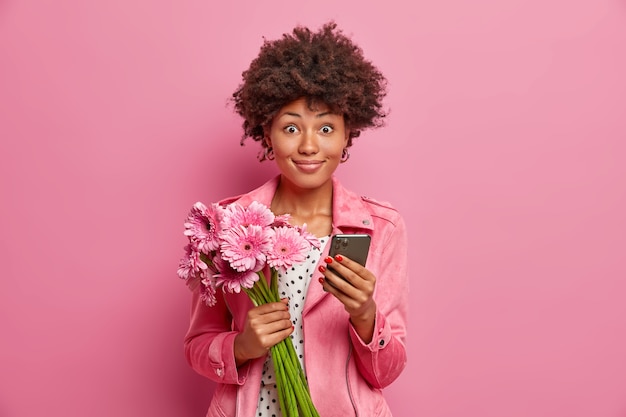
[1,1,625,416]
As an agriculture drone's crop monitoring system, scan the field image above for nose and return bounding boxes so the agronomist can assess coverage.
[298,129,319,155]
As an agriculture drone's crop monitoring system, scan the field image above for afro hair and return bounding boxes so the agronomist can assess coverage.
[232,21,388,152]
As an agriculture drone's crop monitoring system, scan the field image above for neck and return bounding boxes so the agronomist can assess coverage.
[270,176,334,236]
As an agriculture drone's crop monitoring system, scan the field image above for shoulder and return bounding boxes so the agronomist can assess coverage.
[359,195,407,248]
[332,177,404,229]
[360,195,400,216]
[360,195,396,211]
[359,195,405,231]
[216,176,279,207]
[217,194,245,206]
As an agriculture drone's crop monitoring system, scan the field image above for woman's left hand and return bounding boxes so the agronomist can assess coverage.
[318,254,377,343]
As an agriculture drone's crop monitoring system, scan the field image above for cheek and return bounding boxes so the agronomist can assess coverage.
[325,140,346,156]
[273,142,295,156]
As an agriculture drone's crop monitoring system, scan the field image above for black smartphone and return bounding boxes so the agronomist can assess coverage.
[328,234,371,279]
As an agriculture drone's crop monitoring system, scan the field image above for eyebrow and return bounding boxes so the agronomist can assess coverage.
[279,111,334,119]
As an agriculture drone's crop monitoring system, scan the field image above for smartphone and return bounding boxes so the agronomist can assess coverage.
[328,234,371,279]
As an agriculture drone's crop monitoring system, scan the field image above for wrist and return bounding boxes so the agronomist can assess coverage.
[349,302,377,325]
[233,334,249,367]
[349,307,376,344]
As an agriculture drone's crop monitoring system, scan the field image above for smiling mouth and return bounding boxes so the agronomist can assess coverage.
[294,160,323,165]
[293,160,324,172]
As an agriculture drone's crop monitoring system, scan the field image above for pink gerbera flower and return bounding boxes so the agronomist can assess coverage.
[219,203,246,230]
[272,213,292,227]
[297,223,321,250]
[184,202,222,253]
[220,201,275,229]
[177,244,208,282]
[213,253,260,293]
[243,201,275,226]
[199,275,218,306]
[267,226,311,272]
[177,244,218,302]
[220,224,272,272]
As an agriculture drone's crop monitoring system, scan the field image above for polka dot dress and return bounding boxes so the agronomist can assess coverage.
[256,236,329,417]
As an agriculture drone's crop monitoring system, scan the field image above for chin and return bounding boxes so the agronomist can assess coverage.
[281,173,333,191]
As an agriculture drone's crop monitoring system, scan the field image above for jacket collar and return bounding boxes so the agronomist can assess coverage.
[233,175,374,233]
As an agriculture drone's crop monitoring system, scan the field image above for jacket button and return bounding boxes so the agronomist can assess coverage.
[379,339,385,347]
[215,368,223,377]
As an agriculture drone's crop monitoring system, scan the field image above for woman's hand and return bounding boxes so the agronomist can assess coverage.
[234,299,293,366]
[318,255,377,343]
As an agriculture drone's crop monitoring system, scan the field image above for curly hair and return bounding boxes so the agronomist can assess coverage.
[231,22,388,154]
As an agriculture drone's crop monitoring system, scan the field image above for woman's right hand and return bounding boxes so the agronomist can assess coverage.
[233,298,293,366]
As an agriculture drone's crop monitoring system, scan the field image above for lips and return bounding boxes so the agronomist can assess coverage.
[293,160,324,173]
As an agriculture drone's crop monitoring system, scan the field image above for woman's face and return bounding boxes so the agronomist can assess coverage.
[266,97,349,192]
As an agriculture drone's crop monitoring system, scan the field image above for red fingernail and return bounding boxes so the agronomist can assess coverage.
[334,254,343,262]
[324,256,333,264]
[318,277,324,284]
[318,265,326,273]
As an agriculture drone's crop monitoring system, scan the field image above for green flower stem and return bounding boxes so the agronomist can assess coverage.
[273,340,317,417]
[243,287,260,306]
[244,272,320,417]
[271,347,291,417]
[282,333,308,388]
[257,271,278,303]
[277,349,299,417]
[270,269,279,300]
[271,340,310,416]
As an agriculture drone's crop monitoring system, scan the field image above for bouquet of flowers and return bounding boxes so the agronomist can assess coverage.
[177,200,321,417]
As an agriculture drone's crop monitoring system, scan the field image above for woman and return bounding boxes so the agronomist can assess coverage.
[184,22,408,417]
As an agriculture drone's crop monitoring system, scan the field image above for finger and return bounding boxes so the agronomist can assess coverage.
[321,257,362,289]
[325,266,358,293]
[318,263,375,311]
[319,275,359,310]
[249,309,291,326]
[332,254,374,282]
[262,325,295,348]
[318,266,361,301]
[256,317,294,336]
[250,301,289,316]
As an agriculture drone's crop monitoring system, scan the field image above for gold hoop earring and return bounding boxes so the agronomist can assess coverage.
[340,148,350,163]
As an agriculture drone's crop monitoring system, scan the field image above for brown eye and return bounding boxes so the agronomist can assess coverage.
[284,125,299,134]
[320,125,334,134]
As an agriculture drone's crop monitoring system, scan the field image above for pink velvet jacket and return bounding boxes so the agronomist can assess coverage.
[184,176,409,417]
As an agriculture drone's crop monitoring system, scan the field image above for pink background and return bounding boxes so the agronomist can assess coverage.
[1,1,625,416]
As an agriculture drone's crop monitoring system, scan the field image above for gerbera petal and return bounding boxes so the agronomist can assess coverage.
[244,201,275,227]
[272,214,292,227]
[213,253,260,293]
[177,244,208,281]
[199,275,218,306]
[184,202,222,253]
[220,224,271,272]
[267,226,311,271]
[298,223,321,249]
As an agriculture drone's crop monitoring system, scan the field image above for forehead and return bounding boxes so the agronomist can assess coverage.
[278,97,338,116]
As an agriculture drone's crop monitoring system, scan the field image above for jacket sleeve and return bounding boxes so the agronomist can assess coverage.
[348,213,409,389]
[183,288,251,385]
